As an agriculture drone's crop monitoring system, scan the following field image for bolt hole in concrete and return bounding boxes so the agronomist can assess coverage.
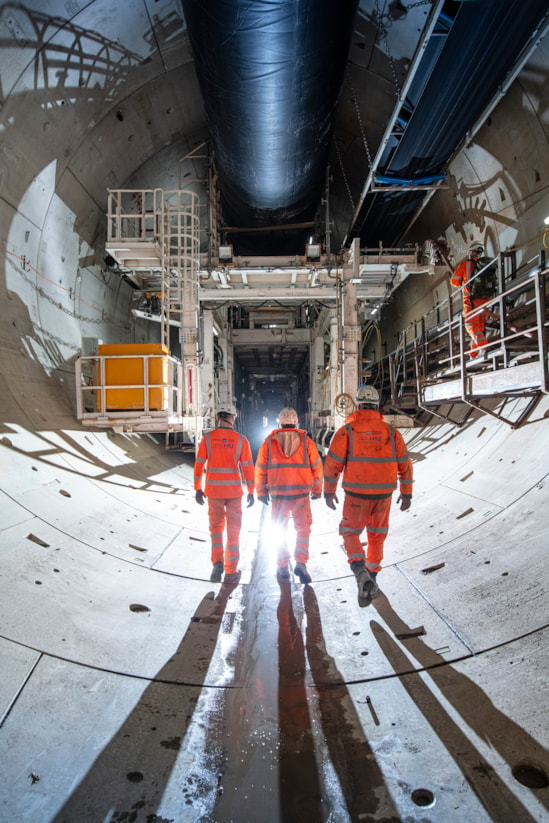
[512,762,549,789]
[411,788,435,808]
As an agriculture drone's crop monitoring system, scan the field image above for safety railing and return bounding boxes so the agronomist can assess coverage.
[75,353,183,428]
[105,187,201,351]
[106,189,163,243]
[383,249,548,424]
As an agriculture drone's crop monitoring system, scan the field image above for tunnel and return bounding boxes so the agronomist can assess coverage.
[0,2,548,822]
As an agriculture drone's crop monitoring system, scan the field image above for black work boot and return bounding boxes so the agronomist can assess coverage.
[210,561,223,583]
[351,561,379,607]
[294,562,312,585]
[369,571,380,600]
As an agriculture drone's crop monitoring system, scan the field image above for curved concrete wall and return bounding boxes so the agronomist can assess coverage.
[0,3,547,821]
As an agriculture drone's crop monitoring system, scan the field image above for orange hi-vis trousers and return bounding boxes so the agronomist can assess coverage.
[207,496,242,574]
[271,495,313,569]
[339,495,392,573]
[463,295,490,356]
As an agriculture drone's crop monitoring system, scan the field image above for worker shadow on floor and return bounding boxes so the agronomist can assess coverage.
[277,576,325,822]
[51,583,239,823]
[299,585,402,823]
[371,593,549,822]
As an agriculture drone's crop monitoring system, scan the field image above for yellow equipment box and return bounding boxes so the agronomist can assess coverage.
[97,343,170,411]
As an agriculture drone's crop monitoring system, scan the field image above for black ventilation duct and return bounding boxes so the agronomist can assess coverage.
[182,0,359,253]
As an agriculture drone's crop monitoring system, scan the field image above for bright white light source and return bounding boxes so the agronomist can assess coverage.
[544,216,549,226]
[306,243,321,260]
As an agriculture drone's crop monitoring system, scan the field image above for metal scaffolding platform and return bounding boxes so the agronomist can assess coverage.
[384,250,548,427]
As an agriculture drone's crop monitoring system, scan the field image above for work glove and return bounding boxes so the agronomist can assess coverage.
[397,494,412,511]
[246,493,255,508]
[258,494,270,505]
[195,489,205,506]
[324,492,339,510]
[310,492,321,500]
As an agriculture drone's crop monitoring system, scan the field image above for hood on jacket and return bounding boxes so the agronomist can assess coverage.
[271,428,304,458]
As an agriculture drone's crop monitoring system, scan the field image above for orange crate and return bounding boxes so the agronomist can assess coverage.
[97,344,170,411]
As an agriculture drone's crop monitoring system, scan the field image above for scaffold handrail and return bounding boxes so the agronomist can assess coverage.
[383,251,548,421]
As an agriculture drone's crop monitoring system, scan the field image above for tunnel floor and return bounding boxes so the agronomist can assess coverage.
[0,401,548,822]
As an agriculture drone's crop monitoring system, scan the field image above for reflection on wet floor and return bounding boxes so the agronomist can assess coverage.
[2,428,548,822]
[209,512,402,823]
[203,512,549,822]
[304,586,401,822]
[277,576,325,822]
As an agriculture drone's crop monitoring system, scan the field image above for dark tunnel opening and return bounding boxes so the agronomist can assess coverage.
[234,343,311,456]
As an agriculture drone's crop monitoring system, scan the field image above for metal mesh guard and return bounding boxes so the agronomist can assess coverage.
[180,328,198,343]
[344,326,361,342]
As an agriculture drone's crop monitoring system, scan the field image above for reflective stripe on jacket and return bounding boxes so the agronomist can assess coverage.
[451,259,477,307]
[323,409,413,497]
[255,428,323,498]
[194,427,255,498]
[450,258,472,291]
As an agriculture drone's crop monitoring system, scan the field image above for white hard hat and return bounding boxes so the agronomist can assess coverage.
[278,407,298,425]
[469,243,484,256]
[355,385,380,406]
[217,404,237,417]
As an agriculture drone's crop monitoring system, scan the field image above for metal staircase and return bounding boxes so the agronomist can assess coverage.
[75,188,203,447]
[382,249,548,427]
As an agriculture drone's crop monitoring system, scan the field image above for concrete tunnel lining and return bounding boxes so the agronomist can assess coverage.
[1,178,549,820]
[0,1,548,820]
[0,392,548,819]
[1,399,547,673]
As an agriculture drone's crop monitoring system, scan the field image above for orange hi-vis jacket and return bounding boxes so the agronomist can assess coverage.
[194,427,255,499]
[255,428,323,498]
[324,409,413,498]
[450,258,477,313]
[450,258,473,292]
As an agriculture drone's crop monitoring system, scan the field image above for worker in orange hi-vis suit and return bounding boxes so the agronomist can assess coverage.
[450,242,498,358]
[323,385,413,608]
[255,407,323,585]
[194,404,255,584]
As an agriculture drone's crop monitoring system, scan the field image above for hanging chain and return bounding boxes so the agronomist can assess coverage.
[373,0,433,96]
[334,138,355,211]
[341,0,435,206]
[374,0,402,97]
[348,73,374,177]
[14,253,128,330]
[406,0,434,8]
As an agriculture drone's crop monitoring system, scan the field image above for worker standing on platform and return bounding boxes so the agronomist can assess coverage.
[323,386,413,607]
[194,404,255,583]
[450,242,498,358]
[255,407,323,584]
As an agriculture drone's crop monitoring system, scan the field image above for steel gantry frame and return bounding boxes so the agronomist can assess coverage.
[383,250,548,428]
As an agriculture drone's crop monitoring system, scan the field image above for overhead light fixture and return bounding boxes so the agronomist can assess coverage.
[218,244,234,267]
[305,243,321,265]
